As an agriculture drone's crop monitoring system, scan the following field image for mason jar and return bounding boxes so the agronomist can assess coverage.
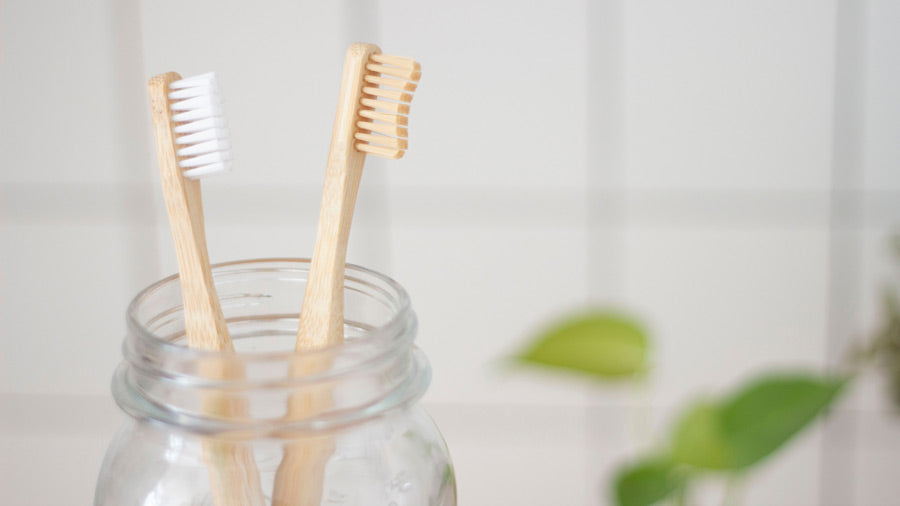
[94,258,456,505]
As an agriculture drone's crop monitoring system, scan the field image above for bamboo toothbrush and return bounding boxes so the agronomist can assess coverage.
[272,43,421,506]
[298,43,420,351]
[148,71,265,506]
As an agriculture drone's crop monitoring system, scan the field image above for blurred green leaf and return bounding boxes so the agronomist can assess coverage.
[718,374,845,468]
[513,311,648,379]
[671,402,733,469]
[614,459,683,506]
[671,375,845,471]
[890,234,900,258]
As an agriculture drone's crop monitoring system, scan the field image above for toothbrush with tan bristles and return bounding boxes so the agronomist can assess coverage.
[272,42,421,506]
[148,71,265,506]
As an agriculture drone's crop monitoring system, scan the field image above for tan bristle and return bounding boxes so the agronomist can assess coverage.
[356,143,403,159]
[363,86,412,102]
[365,74,418,92]
[365,63,421,81]
[355,53,421,160]
[354,132,408,150]
[359,109,408,126]
[358,121,408,137]
[360,97,410,115]
[370,53,420,70]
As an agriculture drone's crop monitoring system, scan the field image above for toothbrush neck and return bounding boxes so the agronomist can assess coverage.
[299,151,367,347]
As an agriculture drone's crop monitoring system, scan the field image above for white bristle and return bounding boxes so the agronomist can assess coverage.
[168,72,231,179]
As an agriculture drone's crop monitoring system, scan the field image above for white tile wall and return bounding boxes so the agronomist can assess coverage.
[852,410,900,505]
[428,404,593,506]
[0,223,134,396]
[0,1,122,185]
[377,0,589,191]
[622,226,830,407]
[392,224,590,407]
[139,0,351,189]
[0,395,121,505]
[862,0,900,191]
[0,433,113,505]
[3,0,900,505]
[623,0,836,192]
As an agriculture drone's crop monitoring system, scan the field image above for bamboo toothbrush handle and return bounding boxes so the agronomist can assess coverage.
[295,43,381,350]
[149,72,266,506]
[276,44,421,506]
[273,43,381,506]
[149,72,231,351]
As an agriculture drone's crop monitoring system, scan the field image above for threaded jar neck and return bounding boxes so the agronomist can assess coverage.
[113,258,428,438]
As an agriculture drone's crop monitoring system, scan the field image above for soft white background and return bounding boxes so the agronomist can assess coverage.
[1,0,899,504]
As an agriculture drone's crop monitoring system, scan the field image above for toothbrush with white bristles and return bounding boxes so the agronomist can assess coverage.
[170,73,233,178]
[148,71,265,506]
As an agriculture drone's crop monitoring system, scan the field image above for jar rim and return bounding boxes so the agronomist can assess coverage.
[126,257,413,362]
[117,258,427,435]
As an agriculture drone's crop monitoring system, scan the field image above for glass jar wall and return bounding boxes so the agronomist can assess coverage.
[94,259,456,506]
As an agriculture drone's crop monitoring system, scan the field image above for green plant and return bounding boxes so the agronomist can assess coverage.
[850,236,900,409]
[513,311,649,380]
[511,312,846,506]
[616,374,844,506]
[512,238,900,505]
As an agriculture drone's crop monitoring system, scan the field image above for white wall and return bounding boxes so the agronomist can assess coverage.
[1,0,899,504]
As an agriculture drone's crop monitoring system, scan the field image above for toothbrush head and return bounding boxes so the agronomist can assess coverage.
[168,73,232,179]
[355,53,421,160]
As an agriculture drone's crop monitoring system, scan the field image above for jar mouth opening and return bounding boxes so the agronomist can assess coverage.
[126,258,413,363]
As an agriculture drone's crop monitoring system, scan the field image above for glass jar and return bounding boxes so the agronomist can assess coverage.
[95,258,456,506]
